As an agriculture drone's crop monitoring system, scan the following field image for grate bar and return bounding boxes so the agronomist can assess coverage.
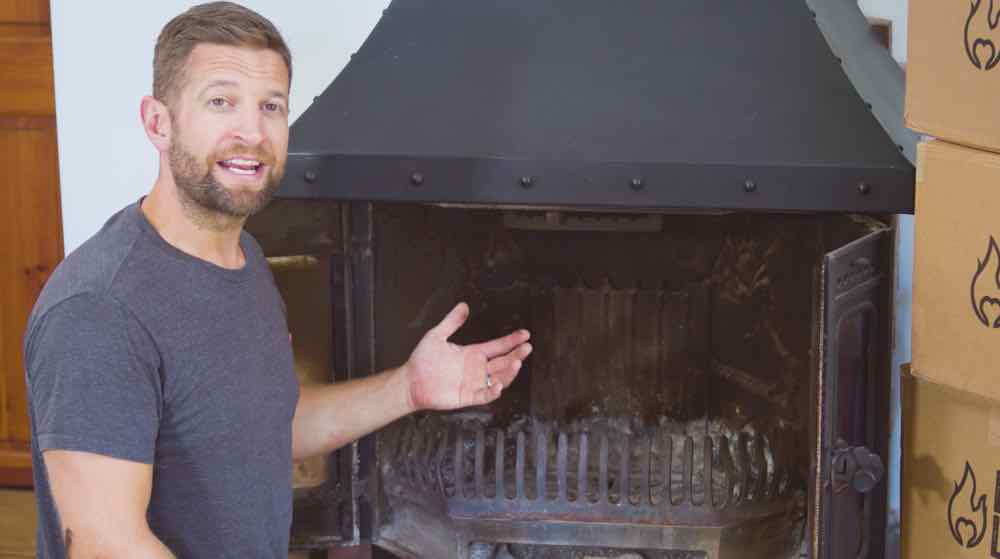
[475,428,485,498]
[515,431,525,500]
[495,430,504,501]
[557,432,568,501]
[577,432,589,503]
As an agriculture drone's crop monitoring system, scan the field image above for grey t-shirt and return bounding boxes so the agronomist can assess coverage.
[23,201,299,558]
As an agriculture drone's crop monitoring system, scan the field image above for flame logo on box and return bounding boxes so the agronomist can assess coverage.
[966,0,1000,70]
[949,462,988,548]
[971,237,1000,328]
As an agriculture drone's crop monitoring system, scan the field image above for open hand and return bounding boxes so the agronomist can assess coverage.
[404,302,532,411]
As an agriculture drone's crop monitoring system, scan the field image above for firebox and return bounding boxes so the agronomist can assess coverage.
[247,2,916,558]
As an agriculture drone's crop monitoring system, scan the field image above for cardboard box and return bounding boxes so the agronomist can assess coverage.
[912,139,1000,401]
[902,370,1000,558]
[906,0,1000,152]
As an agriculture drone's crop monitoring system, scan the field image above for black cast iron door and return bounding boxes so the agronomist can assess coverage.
[816,229,891,559]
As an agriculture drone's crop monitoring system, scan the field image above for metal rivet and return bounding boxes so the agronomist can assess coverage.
[519,176,534,188]
[410,172,424,186]
[858,182,871,195]
[744,180,757,193]
[304,170,318,183]
[630,177,645,191]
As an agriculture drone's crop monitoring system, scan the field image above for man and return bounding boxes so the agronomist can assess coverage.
[23,3,532,557]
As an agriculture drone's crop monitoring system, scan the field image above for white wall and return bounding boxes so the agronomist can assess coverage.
[51,0,390,253]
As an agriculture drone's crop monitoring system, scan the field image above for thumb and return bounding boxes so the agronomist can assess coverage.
[432,302,469,339]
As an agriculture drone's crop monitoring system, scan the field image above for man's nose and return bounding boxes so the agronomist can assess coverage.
[231,105,265,146]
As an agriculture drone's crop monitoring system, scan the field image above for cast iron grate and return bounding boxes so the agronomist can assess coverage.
[386,416,794,527]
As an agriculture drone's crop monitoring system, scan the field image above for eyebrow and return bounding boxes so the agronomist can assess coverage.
[199,80,288,101]
[199,79,239,96]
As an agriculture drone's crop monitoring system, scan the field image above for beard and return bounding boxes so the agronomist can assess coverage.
[169,136,285,219]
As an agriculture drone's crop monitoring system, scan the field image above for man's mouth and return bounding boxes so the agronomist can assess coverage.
[217,157,265,176]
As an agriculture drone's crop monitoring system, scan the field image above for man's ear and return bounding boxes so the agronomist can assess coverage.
[140,96,172,153]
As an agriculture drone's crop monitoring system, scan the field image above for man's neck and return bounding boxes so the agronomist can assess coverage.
[142,176,247,270]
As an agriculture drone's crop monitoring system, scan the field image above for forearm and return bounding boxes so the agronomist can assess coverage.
[291,366,415,460]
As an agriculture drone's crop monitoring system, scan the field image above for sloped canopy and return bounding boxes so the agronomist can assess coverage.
[279,0,914,213]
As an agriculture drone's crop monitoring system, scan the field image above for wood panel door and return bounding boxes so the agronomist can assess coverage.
[0,0,63,487]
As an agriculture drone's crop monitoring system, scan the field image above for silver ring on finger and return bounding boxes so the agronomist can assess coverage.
[485,373,493,389]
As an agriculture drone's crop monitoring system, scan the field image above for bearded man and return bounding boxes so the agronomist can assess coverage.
[22,3,532,557]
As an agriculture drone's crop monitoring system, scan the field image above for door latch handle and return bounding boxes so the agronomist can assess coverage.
[831,439,885,494]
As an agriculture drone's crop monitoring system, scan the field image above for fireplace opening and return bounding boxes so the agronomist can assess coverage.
[320,203,887,558]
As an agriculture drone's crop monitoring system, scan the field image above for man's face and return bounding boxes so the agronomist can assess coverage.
[167,43,289,218]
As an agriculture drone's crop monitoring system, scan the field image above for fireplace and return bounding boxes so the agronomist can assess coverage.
[248,1,915,558]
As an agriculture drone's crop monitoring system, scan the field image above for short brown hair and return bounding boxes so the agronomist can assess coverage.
[153,1,292,105]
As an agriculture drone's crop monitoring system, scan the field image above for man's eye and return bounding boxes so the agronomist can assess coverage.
[264,102,280,112]
[209,97,228,108]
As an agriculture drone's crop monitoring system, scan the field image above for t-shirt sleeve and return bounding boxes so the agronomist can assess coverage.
[25,293,162,464]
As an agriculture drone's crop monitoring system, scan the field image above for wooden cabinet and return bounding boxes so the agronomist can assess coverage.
[0,0,63,487]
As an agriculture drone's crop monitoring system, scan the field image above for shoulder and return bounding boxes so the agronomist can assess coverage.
[26,206,148,347]
[39,206,143,302]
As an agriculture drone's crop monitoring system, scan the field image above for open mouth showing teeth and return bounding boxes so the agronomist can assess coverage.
[217,158,264,176]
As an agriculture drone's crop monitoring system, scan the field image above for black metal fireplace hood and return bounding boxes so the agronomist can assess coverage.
[277,0,915,213]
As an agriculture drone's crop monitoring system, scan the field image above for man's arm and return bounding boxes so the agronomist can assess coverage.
[43,450,176,558]
[292,302,532,460]
[292,367,411,459]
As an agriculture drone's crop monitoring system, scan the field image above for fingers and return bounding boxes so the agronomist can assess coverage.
[469,329,531,359]
[486,343,532,375]
[431,302,470,339]
[479,343,530,397]
[466,346,529,407]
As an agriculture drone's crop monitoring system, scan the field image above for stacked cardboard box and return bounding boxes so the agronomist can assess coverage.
[904,0,1000,557]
